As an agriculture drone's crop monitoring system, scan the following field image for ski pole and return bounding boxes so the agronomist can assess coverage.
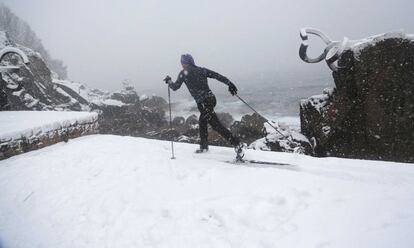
[235,94,289,139]
[167,85,176,159]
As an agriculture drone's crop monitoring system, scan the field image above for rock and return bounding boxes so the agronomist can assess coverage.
[0,33,188,145]
[231,112,312,153]
[0,4,67,78]
[145,128,181,142]
[300,33,414,162]
[97,100,167,137]
[172,116,185,127]
[249,122,312,154]
[216,112,234,128]
[0,31,88,111]
[169,116,189,135]
[231,113,267,144]
[111,81,139,104]
[185,114,198,126]
[141,95,167,110]
[300,87,336,155]
[0,87,9,110]
[182,115,199,138]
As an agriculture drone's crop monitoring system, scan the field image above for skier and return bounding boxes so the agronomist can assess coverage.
[164,54,244,159]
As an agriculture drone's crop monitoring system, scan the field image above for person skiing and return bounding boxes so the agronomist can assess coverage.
[164,54,244,158]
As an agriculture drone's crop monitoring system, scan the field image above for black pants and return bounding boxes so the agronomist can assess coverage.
[197,96,238,148]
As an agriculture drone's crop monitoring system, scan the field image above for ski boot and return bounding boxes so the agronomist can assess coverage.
[195,144,209,154]
[234,143,245,162]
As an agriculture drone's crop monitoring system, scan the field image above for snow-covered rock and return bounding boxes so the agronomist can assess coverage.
[0,36,171,141]
[0,31,86,111]
[110,81,139,104]
[53,78,111,109]
[0,30,121,112]
[300,87,335,154]
[249,121,312,154]
[300,32,414,163]
[0,31,11,49]
[0,135,413,247]
[230,113,311,154]
[348,31,413,60]
[300,88,335,115]
[0,3,67,78]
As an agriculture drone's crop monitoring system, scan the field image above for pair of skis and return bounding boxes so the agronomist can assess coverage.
[231,157,291,166]
[194,147,291,166]
[232,147,291,166]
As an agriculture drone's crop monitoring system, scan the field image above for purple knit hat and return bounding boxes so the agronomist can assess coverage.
[180,54,195,66]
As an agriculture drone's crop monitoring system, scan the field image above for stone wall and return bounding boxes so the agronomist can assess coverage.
[0,115,98,160]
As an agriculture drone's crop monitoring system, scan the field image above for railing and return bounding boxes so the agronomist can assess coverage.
[0,46,30,73]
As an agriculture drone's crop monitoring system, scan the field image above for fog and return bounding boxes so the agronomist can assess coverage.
[3,0,413,92]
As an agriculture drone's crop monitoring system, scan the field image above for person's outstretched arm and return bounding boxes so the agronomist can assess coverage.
[165,71,185,91]
[204,68,231,85]
[204,68,238,95]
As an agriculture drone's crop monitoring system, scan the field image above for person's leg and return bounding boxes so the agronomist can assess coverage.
[197,102,209,149]
[204,96,240,146]
[209,114,240,145]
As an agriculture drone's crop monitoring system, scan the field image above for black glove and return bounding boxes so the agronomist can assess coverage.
[163,75,172,84]
[228,82,238,96]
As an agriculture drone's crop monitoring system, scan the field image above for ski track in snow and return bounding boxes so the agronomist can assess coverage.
[0,135,413,248]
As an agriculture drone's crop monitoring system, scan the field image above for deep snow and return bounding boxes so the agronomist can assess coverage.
[0,135,413,248]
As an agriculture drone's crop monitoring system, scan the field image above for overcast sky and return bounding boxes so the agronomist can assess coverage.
[2,0,413,91]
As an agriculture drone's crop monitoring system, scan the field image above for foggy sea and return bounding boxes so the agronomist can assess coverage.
[162,78,333,131]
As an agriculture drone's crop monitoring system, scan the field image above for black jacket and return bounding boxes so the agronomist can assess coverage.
[169,65,231,103]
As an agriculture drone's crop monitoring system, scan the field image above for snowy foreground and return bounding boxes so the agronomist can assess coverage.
[0,135,413,248]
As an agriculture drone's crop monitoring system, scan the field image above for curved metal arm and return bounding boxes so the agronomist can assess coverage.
[300,27,333,45]
[299,41,328,63]
[299,27,349,71]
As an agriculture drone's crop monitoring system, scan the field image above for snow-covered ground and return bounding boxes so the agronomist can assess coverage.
[0,111,98,141]
[0,135,413,248]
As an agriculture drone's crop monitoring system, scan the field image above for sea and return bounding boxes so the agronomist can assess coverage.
[141,72,334,131]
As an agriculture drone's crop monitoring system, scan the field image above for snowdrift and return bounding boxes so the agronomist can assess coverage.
[0,135,413,248]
